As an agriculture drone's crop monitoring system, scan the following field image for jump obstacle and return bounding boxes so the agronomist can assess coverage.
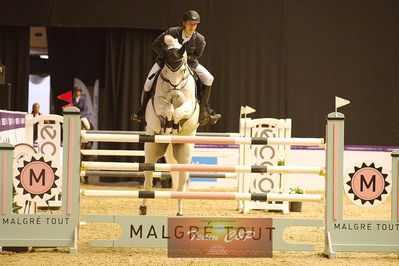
[80,115,324,205]
[81,130,239,157]
[80,161,324,174]
[0,109,80,252]
[80,149,233,157]
[80,170,237,179]
[237,116,293,213]
[81,130,325,147]
[1,107,398,258]
[81,190,322,202]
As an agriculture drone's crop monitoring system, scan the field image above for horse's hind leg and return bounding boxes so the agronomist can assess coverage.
[172,143,195,216]
[140,142,168,215]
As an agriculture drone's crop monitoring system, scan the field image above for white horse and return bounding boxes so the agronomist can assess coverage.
[140,35,199,216]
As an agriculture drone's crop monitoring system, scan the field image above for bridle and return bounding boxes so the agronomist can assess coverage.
[159,63,190,92]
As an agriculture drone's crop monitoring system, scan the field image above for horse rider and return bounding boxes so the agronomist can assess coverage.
[132,10,221,126]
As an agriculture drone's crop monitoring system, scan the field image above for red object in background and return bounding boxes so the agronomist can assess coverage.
[57,91,72,103]
[61,103,74,109]
[57,91,73,109]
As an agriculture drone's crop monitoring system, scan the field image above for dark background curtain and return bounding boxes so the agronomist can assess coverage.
[283,1,399,145]
[102,28,161,132]
[47,28,161,151]
[47,27,106,114]
[0,0,398,145]
[0,26,30,111]
[100,28,162,158]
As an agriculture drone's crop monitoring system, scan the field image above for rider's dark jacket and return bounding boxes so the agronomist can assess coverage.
[152,26,206,69]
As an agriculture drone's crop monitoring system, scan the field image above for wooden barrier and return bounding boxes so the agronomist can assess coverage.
[4,108,397,258]
[85,130,241,137]
[81,130,325,147]
[81,161,324,174]
[81,149,234,157]
[80,170,236,179]
[81,189,323,202]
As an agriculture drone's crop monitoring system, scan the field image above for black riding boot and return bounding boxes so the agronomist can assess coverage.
[131,90,152,122]
[198,85,221,126]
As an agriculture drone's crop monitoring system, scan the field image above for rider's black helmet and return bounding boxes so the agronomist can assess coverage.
[182,10,200,23]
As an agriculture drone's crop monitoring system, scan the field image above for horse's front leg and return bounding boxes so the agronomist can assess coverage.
[156,97,175,134]
[173,100,195,122]
[173,143,195,216]
[172,100,195,134]
[140,142,169,215]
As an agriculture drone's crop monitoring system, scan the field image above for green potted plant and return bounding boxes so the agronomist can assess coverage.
[12,187,23,214]
[289,186,303,212]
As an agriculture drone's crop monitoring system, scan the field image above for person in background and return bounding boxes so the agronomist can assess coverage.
[31,103,42,116]
[31,103,42,141]
[72,87,89,117]
[72,86,91,129]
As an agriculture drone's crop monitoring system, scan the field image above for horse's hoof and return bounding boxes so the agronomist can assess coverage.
[139,205,147,215]
[176,212,183,216]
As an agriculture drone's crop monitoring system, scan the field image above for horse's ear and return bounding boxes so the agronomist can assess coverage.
[178,43,186,56]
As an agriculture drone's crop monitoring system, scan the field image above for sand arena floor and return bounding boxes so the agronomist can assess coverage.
[1,184,398,265]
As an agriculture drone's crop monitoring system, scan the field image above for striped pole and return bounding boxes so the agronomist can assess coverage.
[81,161,324,175]
[80,170,237,179]
[81,189,323,202]
[80,149,234,158]
[84,130,241,137]
[81,132,324,147]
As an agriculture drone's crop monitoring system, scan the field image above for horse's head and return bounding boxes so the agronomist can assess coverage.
[163,35,187,72]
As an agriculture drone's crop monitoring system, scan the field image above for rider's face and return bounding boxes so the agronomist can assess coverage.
[183,21,198,37]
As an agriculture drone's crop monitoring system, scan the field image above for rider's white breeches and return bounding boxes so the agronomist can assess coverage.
[144,63,162,91]
[193,64,214,86]
[143,63,214,92]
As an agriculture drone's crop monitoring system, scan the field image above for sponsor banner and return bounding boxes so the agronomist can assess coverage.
[167,217,273,258]
[37,122,62,168]
[0,110,27,144]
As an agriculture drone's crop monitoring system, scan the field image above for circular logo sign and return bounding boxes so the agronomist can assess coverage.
[344,162,391,207]
[13,154,61,203]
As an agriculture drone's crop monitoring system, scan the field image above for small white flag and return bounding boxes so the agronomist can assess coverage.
[335,96,350,110]
[240,105,256,115]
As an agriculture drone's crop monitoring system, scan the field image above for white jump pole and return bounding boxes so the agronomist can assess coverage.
[85,130,241,137]
[81,131,325,147]
[80,170,237,179]
[81,161,324,175]
[81,189,322,202]
[80,149,234,157]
